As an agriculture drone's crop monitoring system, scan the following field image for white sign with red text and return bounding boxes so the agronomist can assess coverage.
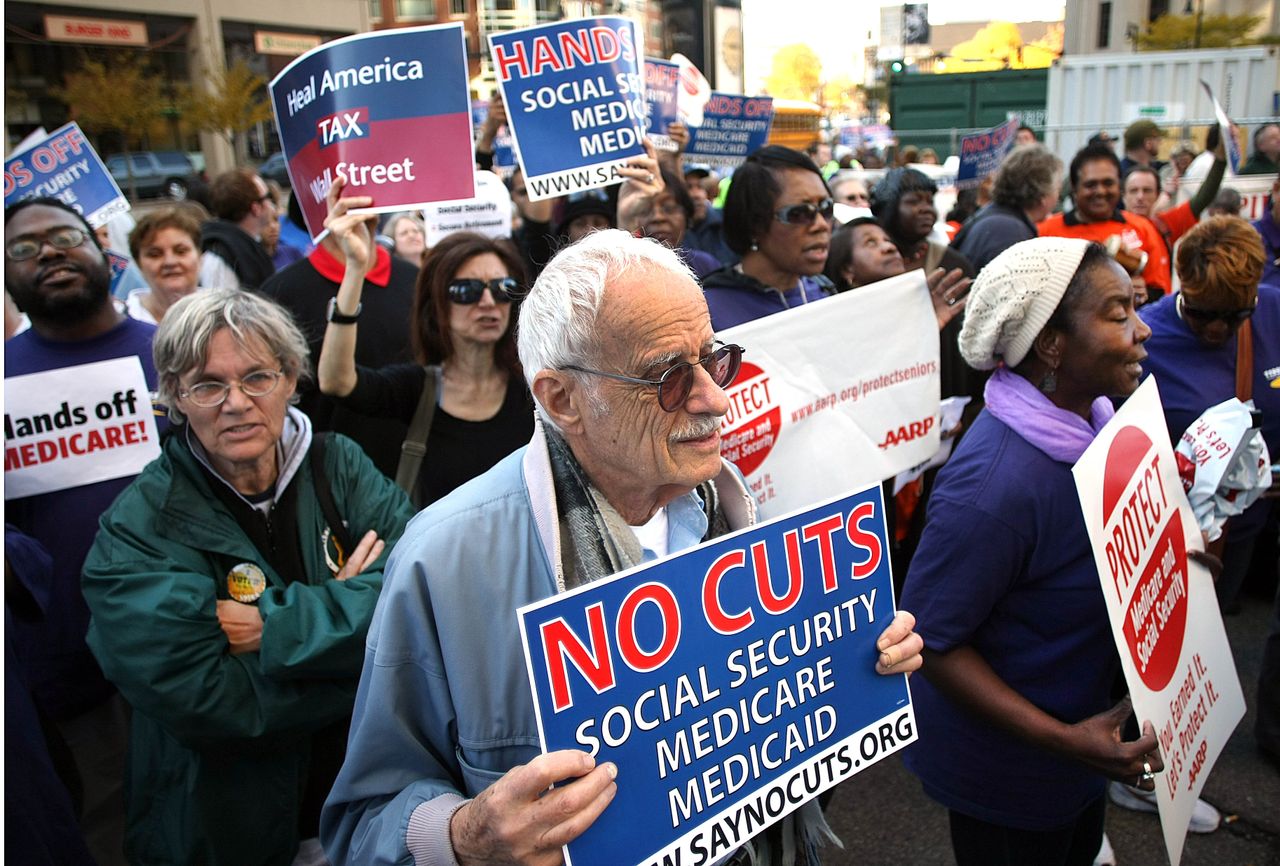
[718,271,939,520]
[4,357,161,499]
[1072,378,1244,866]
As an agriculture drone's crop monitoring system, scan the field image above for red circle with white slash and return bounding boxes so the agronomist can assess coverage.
[720,361,781,476]
[1103,425,1188,691]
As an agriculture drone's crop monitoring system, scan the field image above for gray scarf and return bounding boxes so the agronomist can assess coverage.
[543,429,839,865]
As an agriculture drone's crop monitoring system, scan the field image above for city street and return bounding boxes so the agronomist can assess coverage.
[825,584,1280,866]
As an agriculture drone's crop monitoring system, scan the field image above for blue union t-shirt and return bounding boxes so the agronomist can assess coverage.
[6,315,162,719]
[900,409,1118,830]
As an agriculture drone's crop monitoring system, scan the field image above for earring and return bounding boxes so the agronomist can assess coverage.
[750,240,759,251]
[1040,364,1058,394]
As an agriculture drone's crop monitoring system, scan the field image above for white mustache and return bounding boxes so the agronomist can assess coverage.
[670,415,720,443]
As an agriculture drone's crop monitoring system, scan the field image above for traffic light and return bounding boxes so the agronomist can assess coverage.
[890,61,904,73]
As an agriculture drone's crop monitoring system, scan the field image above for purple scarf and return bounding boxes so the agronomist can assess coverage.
[984,366,1115,464]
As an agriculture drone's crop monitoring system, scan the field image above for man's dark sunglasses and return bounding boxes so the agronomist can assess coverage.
[775,197,835,226]
[448,277,518,304]
[565,343,744,412]
[1180,300,1255,326]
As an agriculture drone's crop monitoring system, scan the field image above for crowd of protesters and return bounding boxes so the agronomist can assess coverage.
[5,105,1278,866]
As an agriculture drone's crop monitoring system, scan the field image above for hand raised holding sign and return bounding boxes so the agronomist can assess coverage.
[617,140,665,234]
[450,750,618,866]
[323,172,379,278]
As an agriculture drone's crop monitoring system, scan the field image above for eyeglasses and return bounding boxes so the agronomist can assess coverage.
[1179,297,1255,326]
[774,198,835,226]
[564,342,744,413]
[6,227,91,261]
[448,277,518,304]
[179,369,285,408]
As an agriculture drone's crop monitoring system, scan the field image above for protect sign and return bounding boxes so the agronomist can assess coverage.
[4,122,127,228]
[644,58,681,151]
[719,271,940,520]
[684,93,774,168]
[518,484,914,866]
[4,357,161,499]
[269,24,476,242]
[490,16,646,201]
[956,117,1018,189]
[1072,378,1244,866]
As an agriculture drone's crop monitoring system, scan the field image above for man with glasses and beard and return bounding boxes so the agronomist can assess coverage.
[4,197,166,865]
[322,230,924,866]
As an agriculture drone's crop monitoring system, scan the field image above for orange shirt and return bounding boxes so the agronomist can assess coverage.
[1037,209,1171,299]
[1151,200,1198,248]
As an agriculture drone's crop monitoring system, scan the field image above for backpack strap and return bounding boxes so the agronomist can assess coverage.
[395,365,440,507]
[309,432,353,554]
[1236,319,1254,403]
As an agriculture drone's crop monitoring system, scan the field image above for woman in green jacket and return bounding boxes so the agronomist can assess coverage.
[83,288,414,866]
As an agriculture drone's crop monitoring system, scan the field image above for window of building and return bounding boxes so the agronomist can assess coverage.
[397,0,433,18]
[1148,0,1169,21]
[1097,1,1112,48]
[369,0,382,20]
[450,0,467,13]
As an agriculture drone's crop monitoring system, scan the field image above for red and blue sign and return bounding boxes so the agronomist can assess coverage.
[489,16,646,201]
[956,117,1019,189]
[644,58,681,152]
[4,123,128,228]
[518,484,915,866]
[268,24,475,242]
[685,94,774,168]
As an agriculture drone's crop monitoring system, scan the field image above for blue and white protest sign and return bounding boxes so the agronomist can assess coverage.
[519,484,914,866]
[269,24,475,242]
[956,117,1019,189]
[490,16,645,201]
[471,99,520,175]
[4,123,127,228]
[644,58,681,151]
[684,94,774,168]
[1199,80,1242,175]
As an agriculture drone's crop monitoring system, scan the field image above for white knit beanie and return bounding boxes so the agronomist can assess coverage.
[959,236,1092,370]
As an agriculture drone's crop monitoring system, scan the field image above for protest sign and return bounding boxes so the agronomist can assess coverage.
[4,357,161,499]
[1072,378,1245,866]
[673,53,712,127]
[956,117,1018,189]
[490,16,646,201]
[519,484,913,866]
[684,93,774,168]
[1198,80,1243,176]
[421,170,513,246]
[1178,172,1271,222]
[718,271,940,519]
[644,58,681,151]
[471,99,520,175]
[269,24,475,242]
[4,122,128,228]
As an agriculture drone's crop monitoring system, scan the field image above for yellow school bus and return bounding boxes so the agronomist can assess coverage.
[767,99,822,151]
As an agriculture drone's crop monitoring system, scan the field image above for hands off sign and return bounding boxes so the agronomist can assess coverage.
[4,122,127,228]
[269,24,476,242]
[1072,378,1244,866]
[490,16,646,201]
[519,485,914,866]
[684,94,774,168]
[5,358,161,499]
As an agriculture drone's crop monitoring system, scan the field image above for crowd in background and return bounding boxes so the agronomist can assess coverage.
[5,105,1279,866]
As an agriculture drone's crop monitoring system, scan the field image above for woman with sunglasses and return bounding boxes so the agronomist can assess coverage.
[1137,215,1278,614]
[319,182,533,508]
[701,145,838,330]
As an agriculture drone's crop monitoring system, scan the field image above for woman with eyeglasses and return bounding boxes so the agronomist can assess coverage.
[701,145,838,331]
[1137,215,1278,614]
[81,287,415,865]
[318,179,533,508]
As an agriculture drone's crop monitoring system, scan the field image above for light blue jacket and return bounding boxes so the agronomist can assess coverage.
[321,423,755,866]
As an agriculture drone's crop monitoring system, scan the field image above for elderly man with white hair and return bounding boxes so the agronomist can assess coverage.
[320,229,923,866]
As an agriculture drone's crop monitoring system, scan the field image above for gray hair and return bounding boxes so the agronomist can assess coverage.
[993,144,1063,211]
[517,229,696,422]
[153,288,311,424]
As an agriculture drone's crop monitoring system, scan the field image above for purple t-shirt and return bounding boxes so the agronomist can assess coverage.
[6,315,162,719]
[1139,283,1280,538]
[900,410,1117,830]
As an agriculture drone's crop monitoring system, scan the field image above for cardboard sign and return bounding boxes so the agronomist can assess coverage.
[490,16,646,201]
[1199,80,1242,176]
[1178,172,1272,222]
[4,357,161,499]
[644,58,681,151]
[269,24,476,242]
[1072,378,1245,866]
[519,484,913,866]
[684,94,774,168]
[718,271,940,519]
[956,117,1019,189]
[421,170,513,246]
[4,122,128,228]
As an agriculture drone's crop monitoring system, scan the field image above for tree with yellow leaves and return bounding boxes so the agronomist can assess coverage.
[180,59,274,165]
[764,44,823,102]
[1136,12,1264,49]
[944,21,1060,72]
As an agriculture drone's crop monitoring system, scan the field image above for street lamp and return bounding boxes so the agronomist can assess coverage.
[1183,0,1204,48]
